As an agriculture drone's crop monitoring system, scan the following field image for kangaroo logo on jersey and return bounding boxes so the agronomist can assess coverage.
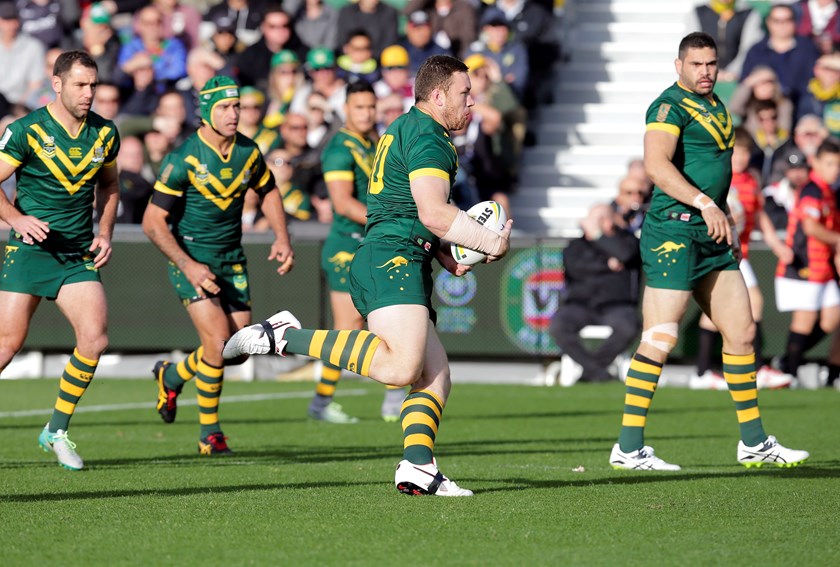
[651,241,686,255]
[377,256,409,271]
[329,251,355,268]
[92,146,105,163]
[241,168,252,187]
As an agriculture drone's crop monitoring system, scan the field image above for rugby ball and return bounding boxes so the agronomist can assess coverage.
[451,200,508,266]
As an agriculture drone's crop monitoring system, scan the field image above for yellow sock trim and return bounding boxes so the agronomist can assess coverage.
[722,353,754,365]
[199,414,219,425]
[55,398,76,415]
[622,414,646,427]
[736,407,760,423]
[308,330,329,358]
[360,337,381,376]
[328,330,352,366]
[730,389,758,402]
[403,433,434,450]
[321,366,341,381]
[59,378,85,398]
[401,412,439,432]
[724,372,755,384]
[625,393,652,409]
[72,348,99,367]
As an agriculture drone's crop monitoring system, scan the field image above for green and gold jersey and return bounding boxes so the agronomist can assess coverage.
[365,106,458,257]
[321,127,375,236]
[151,130,274,251]
[645,82,734,228]
[0,105,120,252]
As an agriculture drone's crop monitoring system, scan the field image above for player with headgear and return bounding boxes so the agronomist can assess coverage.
[142,76,295,455]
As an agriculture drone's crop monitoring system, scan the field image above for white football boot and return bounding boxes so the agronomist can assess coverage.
[38,424,83,471]
[689,370,728,391]
[395,459,473,496]
[223,310,301,359]
[755,366,795,390]
[737,435,809,468]
[609,443,681,471]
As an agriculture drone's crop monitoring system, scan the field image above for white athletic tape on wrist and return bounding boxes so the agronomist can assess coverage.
[640,322,679,353]
[692,194,716,211]
[443,209,505,256]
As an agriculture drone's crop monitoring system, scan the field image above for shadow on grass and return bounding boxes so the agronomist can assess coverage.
[473,464,840,494]
[0,480,379,503]
[3,463,837,503]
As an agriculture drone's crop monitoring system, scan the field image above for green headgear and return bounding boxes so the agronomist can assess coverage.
[199,76,240,131]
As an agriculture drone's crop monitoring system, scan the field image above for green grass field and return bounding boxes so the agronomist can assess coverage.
[0,377,837,566]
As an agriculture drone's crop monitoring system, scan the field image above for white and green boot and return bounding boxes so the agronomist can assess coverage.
[39,424,84,471]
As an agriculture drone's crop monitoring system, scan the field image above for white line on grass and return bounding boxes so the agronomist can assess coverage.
[0,388,370,419]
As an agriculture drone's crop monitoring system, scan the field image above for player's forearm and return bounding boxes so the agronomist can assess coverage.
[95,184,120,240]
[646,155,712,209]
[0,191,21,224]
[333,197,367,226]
[142,213,192,268]
[259,190,292,246]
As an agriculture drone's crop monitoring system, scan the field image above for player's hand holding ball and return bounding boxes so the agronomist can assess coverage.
[451,200,511,265]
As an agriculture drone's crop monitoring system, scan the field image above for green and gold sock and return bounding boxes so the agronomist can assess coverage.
[722,352,766,446]
[316,362,342,398]
[400,389,443,465]
[196,359,224,438]
[618,353,663,453]
[286,329,381,376]
[49,349,98,432]
[164,346,203,390]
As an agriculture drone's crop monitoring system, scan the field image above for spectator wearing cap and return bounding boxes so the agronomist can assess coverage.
[467,7,529,102]
[494,0,562,107]
[399,9,450,75]
[16,0,74,50]
[292,0,339,51]
[290,47,346,121]
[176,46,228,130]
[116,5,188,91]
[151,0,202,52]
[62,3,121,83]
[404,0,477,58]
[374,44,413,111]
[208,15,245,69]
[264,49,305,128]
[0,2,45,106]
[233,5,303,93]
[797,53,840,134]
[763,149,809,231]
[336,0,398,58]
[741,3,821,105]
[769,113,829,184]
[204,0,266,41]
[336,30,380,84]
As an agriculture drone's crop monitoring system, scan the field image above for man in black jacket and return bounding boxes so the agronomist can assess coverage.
[549,204,642,382]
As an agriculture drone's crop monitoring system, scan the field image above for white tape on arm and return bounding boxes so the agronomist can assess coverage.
[443,209,505,256]
[693,193,717,211]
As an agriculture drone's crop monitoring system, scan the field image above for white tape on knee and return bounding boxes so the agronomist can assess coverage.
[641,322,679,353]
